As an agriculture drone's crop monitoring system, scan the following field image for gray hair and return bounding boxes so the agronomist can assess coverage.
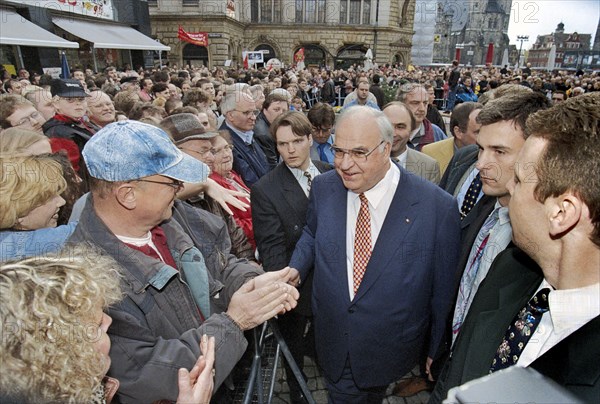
[337,106,393,144]
[220,90,254,115]
[395,82,425,102]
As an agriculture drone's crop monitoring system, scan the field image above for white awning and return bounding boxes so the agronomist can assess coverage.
[52,16,170,51]
[0,7,79,48]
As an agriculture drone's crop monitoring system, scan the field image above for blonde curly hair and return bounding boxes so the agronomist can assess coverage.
[0,245,123,403]
[0,154,67,229]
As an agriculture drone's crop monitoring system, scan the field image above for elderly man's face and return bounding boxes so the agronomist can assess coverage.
[133,175,183,226]
[403,88,428,125]
[383,104,412,156]
[226,93,257,132]
[179,139,215,165]
[334,111,391,194]
[88,92,115,127]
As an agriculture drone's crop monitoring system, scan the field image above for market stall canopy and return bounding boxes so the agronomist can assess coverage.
[0,7,79,48]
[52,16,170,51]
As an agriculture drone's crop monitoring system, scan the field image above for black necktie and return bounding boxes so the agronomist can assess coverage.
[490,288,551,372]
[460,173,482,219]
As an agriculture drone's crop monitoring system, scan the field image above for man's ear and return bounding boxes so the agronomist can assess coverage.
[116,183,137,210]
[453,126,463,140]
[547,192,581,237]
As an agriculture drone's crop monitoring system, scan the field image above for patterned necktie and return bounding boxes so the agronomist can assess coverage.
[317,143,329,162]
[452,207,500,341]
[490,288,551,372]
[460,173,482,219]
[303,171,312,193]
[353,193,372,294]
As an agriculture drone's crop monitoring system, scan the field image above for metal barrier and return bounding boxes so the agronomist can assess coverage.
[241,319,316,404]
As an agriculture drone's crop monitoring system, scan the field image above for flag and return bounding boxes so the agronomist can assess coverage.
[294,48,305,64]
[178,26,208,47]
[60,52,70,79]
[243,51,249,69]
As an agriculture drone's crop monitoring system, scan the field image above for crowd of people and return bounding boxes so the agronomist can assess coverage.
[0,58,598,403]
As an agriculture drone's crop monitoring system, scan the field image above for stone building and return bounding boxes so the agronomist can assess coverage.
[528,23,592,69]
[149,0,417,69]
[432,0,512,66]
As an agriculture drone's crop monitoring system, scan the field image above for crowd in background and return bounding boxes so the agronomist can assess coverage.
[1,58,598,403]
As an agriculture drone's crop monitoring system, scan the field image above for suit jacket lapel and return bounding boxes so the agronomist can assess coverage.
[461,264,542,382]
[279,165,309,221]
[353,169,419,301]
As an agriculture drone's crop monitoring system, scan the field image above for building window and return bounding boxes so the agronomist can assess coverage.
[251,0,282,23]
[339,0,371,25]
[182,0,199,5]
[295,0,327,23]
[148,0,157,6]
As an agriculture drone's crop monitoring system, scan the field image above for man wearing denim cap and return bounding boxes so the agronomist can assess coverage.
[68,120,299,402]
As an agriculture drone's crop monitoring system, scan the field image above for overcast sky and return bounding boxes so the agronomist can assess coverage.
[506,0,599,49]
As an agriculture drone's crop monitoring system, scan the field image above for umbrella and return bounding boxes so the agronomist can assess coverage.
[60,51,70,79]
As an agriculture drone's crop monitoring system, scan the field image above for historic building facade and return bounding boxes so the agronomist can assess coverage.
[149,0,416,69]
[432,0,512,66]
[528,23,593,69]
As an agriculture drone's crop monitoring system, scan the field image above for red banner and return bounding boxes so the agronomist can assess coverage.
[485,43,494,65]
[178,26,208,47]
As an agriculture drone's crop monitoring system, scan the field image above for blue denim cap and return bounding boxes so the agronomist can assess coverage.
[83,120,209,183]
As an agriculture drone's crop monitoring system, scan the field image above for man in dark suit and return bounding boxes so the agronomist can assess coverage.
[287,106,461,402]
[252,111,332,403]
[431,92,600,403]
[219,90,271,187]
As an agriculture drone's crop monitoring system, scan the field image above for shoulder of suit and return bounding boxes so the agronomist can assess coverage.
[422,137,454,153]
[407,148,439,165]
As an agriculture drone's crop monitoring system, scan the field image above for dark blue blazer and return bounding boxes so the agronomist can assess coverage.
[290,166,461,387]
[219,122,270,187]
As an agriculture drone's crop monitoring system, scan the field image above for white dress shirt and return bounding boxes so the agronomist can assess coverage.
[288,162,321,197]
[518,280,600,367]
[345,163,400,300]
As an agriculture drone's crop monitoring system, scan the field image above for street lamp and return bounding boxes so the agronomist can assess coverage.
[516,35,529,69]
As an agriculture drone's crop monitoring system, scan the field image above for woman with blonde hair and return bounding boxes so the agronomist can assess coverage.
[0,154,75,261]
[0,246,215,403]
[0,127,52,155]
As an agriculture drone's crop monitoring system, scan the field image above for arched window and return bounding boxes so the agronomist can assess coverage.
[335,45,367,69]
[302,45,326,66]
[254,44,276,62]
[182,44,209,67]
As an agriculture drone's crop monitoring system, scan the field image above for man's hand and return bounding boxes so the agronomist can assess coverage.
[253,268,300,311]
[226,278,298,330]
[282,266,301,287]
[425,356,435,382]
[204,178,249,215]
[176,334,215,403]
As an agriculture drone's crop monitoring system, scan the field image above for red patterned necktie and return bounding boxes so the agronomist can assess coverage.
[353,193,372,294]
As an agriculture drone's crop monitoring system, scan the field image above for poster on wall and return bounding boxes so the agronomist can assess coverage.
[16,0,114,20]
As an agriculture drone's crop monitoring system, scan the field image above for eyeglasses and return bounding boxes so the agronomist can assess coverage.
[136,178,184,192]
[233,109,259,117]
[312,126,333,135]
[179,147,214,158]
[13,110,42,127]
[331,140,385,161]
[211,144,234,155]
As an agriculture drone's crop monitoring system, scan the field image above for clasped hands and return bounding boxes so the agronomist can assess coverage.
[225,267,300,330]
